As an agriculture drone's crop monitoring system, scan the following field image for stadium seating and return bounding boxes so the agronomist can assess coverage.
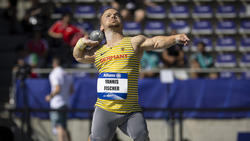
[144,21,165,35]
[146,6,166,19]
[191,37,213,52]
[98,5,111,17]
[216,5,236,18]
[51,6,72,19]
[220,71,235,79]
[215,37,236,51]
[74,5,95,19]
[215,54,237,68]
[239,20,250,34]
[76,22,94,33]
[241,72,250,79]
[169,5,189,18]
[239,53,250,67]
[192,5,212,18]
[168,20,189,33]
[192,20,212,35]
[215,20,236,34]
[239,38,250,52]
[123,22,142,35]
[240,5,250,18]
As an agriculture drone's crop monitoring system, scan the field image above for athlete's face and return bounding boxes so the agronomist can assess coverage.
[101,9,123,31]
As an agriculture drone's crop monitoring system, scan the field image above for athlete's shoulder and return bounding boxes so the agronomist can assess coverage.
[131,35,147,46]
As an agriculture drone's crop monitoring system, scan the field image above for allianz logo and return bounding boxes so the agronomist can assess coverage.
[103,73,116,77]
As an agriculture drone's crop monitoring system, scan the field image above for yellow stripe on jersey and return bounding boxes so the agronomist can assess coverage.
[94,37,141,113]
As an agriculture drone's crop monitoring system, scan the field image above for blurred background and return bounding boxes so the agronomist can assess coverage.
[1,0,250,141]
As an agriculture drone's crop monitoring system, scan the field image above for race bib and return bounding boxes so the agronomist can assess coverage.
[97,73,128,100]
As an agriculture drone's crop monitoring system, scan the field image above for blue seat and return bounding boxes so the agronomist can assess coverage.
[192,20,212,35]
[51,6,72,19]
[192,5,212,18]
[169,5,189,18]
[146,6,166,19]
[144,21,165,35]
[215,54,237,68]
[216,5,236,18]
[192,37,212,52]
[215,37,236,51]
[237,133,250,141]
[239,38,250,52]
[220,71,235,79]
[239,53,250,67]
[123,22,142,35]
[168,20,189,33]
[240,5,250,18]
[239,20,250,34]
[76,22,94,33]
[98,6,111,17]
[241,72,250,79]
[74,5,95,19]
[216,20,236,34]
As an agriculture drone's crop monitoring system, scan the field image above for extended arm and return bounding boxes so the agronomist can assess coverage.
[131,34,189,51]
[73,38,99,64]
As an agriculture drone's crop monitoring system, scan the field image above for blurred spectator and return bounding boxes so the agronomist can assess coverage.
[2,0,21,34]
[111,0,156,22]
[161,30,187,68]
[13,58,38,80]
[21,0,50,33]
[48,12,88,48]
[140,51,160,78]
[25,31,48,67]
[45,57,73,141]
[190,42,216,78]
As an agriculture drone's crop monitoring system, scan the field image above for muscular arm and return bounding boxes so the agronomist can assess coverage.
[73,38,99,64]
[131,34,189,52]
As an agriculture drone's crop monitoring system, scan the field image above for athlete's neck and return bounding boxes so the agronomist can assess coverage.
[104,29,123,47]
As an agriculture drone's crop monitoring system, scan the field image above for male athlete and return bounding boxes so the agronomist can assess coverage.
[73,8,189,141]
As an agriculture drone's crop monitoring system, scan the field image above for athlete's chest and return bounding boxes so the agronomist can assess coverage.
[95,46,135,67]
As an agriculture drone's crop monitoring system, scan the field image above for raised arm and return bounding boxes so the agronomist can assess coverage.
[73,38,99,64]
[131,34,189,51]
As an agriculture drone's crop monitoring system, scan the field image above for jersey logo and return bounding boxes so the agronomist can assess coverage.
[100,54,128,63]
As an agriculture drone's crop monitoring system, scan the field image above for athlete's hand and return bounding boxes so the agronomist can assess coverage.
[45,94,52,102]
[175,34,189,46]
[76,37,100,51]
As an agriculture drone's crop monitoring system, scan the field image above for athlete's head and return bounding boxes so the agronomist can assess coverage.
[100,8,123,32]
[52,56,61,68]
[62,12,72,24]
